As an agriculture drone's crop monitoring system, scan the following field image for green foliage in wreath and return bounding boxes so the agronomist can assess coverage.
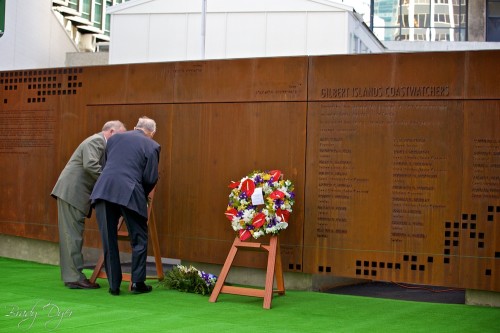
[160,265,217,296]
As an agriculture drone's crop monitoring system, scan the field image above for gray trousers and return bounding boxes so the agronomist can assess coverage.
[57,198,87,283]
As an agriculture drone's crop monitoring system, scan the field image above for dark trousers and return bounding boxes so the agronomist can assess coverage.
[94,200,148,290]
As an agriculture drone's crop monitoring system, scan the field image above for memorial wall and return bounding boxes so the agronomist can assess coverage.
[0,51,498,292]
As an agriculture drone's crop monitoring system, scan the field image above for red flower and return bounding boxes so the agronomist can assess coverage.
[276,209,290,222]
[228,181,240,189]
[269,170,282,182]
[225,208,238,221]
[241,178,255,197]
[239,229,252,241]
[269,190,285,200]
[252,212,266,228]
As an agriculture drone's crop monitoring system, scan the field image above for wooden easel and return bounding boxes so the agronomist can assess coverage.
[90,188,164,288]
[209,235,285,309]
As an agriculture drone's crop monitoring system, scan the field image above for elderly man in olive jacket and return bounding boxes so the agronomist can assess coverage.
[52,120,126,289]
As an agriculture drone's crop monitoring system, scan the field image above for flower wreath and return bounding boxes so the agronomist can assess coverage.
[225,170,295,241]
[161,264,217,296]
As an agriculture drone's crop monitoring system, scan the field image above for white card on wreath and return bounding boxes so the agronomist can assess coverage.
[251,187,265,205]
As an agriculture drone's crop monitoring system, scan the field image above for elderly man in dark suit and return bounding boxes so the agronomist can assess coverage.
[90,116,160,296]
[52,120,126,289]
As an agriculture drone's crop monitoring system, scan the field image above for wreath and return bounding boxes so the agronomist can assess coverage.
[225,170,295,241]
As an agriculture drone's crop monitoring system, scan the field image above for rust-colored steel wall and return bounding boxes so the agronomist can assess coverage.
[306,52,499,291]
[0,52,498,291]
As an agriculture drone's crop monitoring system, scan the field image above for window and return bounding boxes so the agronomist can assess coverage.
[104,0,113,35]
[370,0,468,41]
[0,0,5,37]
[51,0,132,38]
[93,0,103,29]
[81,0,91,21]
[351,34,371,54]
[487,0,500,41]
[68,0,78,11]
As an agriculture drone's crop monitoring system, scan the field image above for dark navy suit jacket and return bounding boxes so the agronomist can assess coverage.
[90,129,160,219]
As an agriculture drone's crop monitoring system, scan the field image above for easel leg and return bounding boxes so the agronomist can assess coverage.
[209,239,239,303]
[90,254,105,284]
[148,211,164,280]
[263,236,277,309]
[274,237,285,295]
[209,236,285,309]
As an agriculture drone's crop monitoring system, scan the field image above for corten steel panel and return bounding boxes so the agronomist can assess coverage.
[0,68,85,242]
[80,65,141,103]
[304,101,464,287]
[83,102,306,271]
[0,106,57,240]
[308,52,464,101]
[460,101,500,291]
[84,57,308,105]
[166,102,305,270]
[465,50,500,99]
[170,57,307,103]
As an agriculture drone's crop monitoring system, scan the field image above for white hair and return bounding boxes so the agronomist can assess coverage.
[135,116,156,133]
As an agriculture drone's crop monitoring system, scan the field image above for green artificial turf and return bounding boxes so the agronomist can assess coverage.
[0,257,498,332]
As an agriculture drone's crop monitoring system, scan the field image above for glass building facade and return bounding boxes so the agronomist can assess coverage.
[53,0,129,37]
[0,0,5,37]
[370,0,468,41]
[487,0,500,41]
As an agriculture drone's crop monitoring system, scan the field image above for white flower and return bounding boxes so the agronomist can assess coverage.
[242,210,254,222]
[253,230,265,239]
[281,202,292,211]
[231,220,242,231]
[266,226,278,233]
[276,222,288,230]
[279,186,290,196]
[187,265,198,273]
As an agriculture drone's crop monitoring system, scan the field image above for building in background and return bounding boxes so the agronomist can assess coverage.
[487,0,500,41]
[333,0,372,24]
[370,0,500,52]
[0,0,77,70]
[51,0,131,51]
[369,0,500,43]
[0,0,5,37]
[371,0,468,42]
[106,0,384,65]
[0,0,382,70]
[1,0,500,70]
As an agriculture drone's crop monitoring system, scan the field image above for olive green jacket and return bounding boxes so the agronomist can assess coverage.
[51,132,105,216]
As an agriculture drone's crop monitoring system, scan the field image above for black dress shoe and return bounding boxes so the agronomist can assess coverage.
[131,282,152,294]
[109,288,120,296]
[65,279,100,289]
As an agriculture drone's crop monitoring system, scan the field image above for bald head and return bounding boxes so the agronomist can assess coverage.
[102,120,126,140]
